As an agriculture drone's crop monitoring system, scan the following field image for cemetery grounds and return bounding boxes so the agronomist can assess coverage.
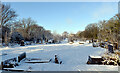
[0,40,118,71]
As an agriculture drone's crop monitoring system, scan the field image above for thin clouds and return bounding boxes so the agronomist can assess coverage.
[92,3,118,20]
[66,18,73,25]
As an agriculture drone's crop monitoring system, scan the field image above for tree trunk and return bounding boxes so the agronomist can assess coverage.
[41,39,43,44]
[5,31,8,46]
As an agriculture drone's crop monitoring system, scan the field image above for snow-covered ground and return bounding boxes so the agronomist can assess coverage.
[0,41,118,71]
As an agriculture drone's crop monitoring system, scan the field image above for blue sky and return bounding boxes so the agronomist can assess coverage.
[4,2,118,34]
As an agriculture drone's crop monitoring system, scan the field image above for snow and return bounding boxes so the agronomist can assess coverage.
[89,55,102,58]
[0,41,118,71]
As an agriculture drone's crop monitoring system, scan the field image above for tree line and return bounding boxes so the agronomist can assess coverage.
[76,14,120,45]
[0,3,120,46]
[1,4,62,45]
[61,14,120,46]
[62,15,120,45]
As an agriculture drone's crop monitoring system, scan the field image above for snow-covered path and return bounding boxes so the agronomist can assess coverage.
[0,42,118,71]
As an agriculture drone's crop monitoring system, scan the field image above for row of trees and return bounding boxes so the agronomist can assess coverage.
[12,18,53,43]
[61,14,120,45]
[1,4,62,45]
[76,14,120,45]
[1,3,120,46]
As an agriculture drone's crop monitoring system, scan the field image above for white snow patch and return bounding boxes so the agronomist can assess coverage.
[0,41,118,71]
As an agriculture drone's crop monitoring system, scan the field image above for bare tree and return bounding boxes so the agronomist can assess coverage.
[62,31,69,40]
[1,4,17,26]
[0,4,17,45]
[53,31,62,43]
[84,23,99,39]
[13,17,36,40]
[44,30,53,42]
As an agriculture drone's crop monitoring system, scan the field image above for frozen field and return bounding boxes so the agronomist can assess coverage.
[0,41,118,71]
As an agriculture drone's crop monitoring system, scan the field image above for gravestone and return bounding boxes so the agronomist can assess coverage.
[18,52,26,62]
[20,40,25,46]
[55,55,59,64]
[87,56,103,64]
[108,45,114,53]
[99,42,105,48]
[1,57,17,69]
[113,43,118,49]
